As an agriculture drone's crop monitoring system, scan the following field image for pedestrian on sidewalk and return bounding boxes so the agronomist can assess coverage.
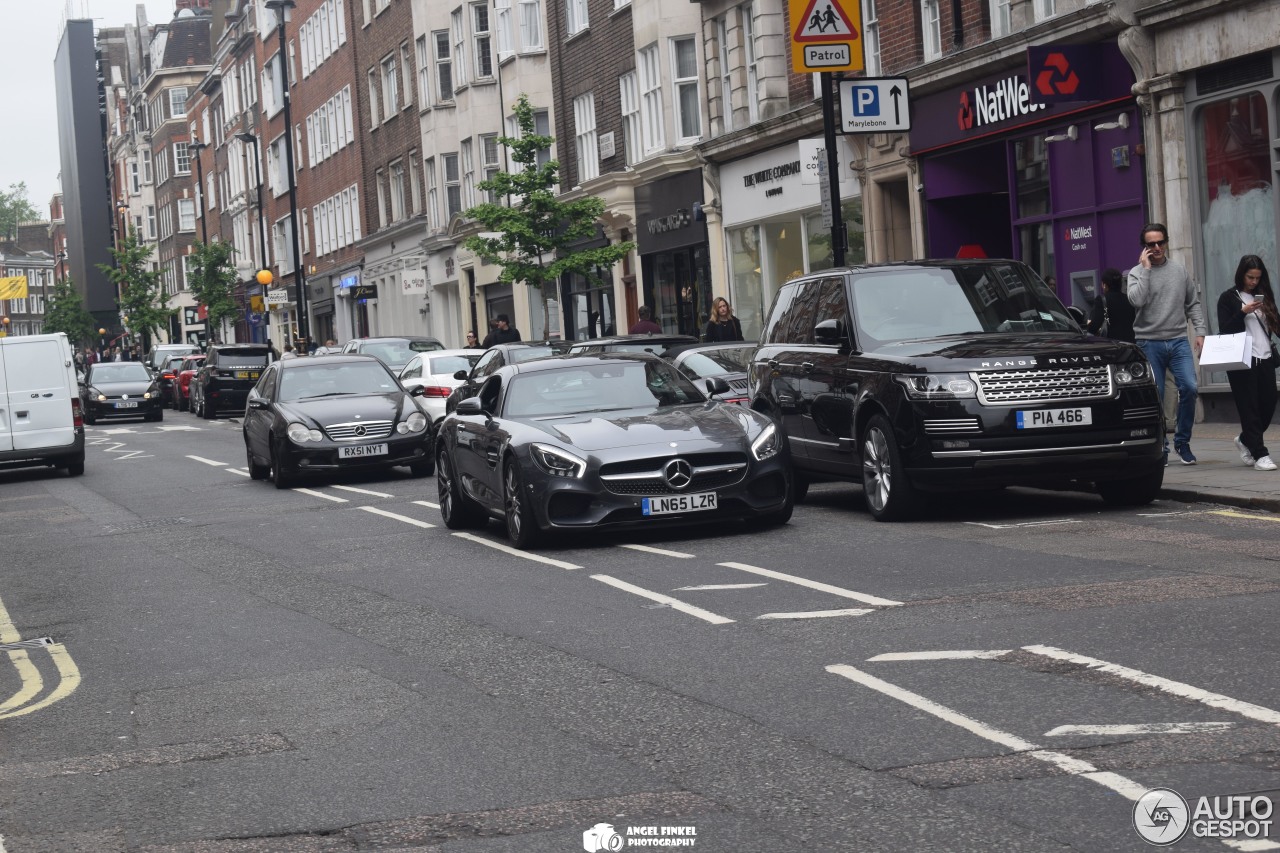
[1087,268,1136,342]
[1216,254,1280,472]
[1128,223,1208,466]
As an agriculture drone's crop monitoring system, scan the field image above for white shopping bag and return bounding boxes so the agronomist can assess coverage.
[1198,332,1251,371]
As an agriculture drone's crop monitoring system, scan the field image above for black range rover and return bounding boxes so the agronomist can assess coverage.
[750,260,1165,520]
[192,343,273,418]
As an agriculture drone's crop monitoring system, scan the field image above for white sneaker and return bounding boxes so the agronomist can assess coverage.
[1256,455,1277,471]
[1235,435,1255,466]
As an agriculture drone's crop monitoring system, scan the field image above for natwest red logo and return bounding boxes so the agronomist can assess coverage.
[957,91,974,131]
[1036,52,1080,97]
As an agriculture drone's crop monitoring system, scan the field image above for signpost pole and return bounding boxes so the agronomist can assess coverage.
[821,72,847,267]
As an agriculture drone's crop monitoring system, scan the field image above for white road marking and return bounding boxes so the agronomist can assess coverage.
[1044,722,1235,737]
[412,500,440,509]
[292,488,349,503]
[156,425,201,431]
[674,583,768,591]
[97,428,136,434]
[111,450,151,460]
[963,519,1081,529]
[452,533,582,570]
[591,575,734,625]
[826,664,1150,800]
[186,455,226,467]
[1022,645,1280,726]
[619,543,696,559]
[718,562,902,607]
[1223,840,1280,851]
[331,485,395,498]
[226,468,251,478]
[868,650,1011,661]
[359,506,435,528]
[757,608,872,620]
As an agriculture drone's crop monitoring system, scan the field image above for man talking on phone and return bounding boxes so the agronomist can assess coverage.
[1127,222,1207,466]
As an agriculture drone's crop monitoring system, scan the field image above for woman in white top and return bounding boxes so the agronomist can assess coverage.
[1216,254,1280,471]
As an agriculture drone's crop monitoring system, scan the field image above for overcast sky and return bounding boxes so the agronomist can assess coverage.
[4,0,178,218]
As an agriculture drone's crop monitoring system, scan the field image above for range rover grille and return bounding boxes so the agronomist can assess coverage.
[975,365,1111,405]
[923,418,981,434]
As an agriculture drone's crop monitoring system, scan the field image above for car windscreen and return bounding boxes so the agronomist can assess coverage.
[676,346,754,379]
[509,346,556,364]
[428,354,482,376]
[218,351,270,367]
[90,363,151,382]
[279,361,401,401]
[503,360,705,418]
[850,264,1076,349]
[363,341,438,364]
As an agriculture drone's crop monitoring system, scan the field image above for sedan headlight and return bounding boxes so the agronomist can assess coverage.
[751,422,781,461]
[396,411,428,434]
[894,373,977,400]
[90,388,106,402]
[287,423,323,443]
[1112,361,1153,386]
[530,443,586,478]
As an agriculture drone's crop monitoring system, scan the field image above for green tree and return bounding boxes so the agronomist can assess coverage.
[98,228,174,350]
[0,182,41,241]
[43,278,97,347]
[463,94,634,337]
[186,240,241,343]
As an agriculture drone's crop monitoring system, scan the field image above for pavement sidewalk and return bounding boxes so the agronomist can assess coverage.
[1157,420,1280,512]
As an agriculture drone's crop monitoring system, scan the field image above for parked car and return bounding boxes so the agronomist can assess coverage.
[191,343,273,419]
[340,336,445,372]
[0,332,84,476]
[144,342,201,372]
[170,354,206,410]
[155,354,189,402]
[434,353,792,548]
[567,333,698,355]
[397,349,483,425]
[749,260,1165,520]
[243,354,434,488]
[79,361,164,424]
[444,340,573,415]
[660,341,756,405]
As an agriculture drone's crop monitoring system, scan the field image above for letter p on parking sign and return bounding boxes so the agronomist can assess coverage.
[851,85,879,116]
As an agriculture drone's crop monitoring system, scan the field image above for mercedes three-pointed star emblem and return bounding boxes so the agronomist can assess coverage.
[662,458,693,490]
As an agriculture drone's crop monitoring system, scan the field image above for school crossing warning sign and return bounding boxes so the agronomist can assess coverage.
[790,0,863,73]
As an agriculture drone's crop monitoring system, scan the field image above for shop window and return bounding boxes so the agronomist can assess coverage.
[1014,137,1050,217]
[729,225,765,341]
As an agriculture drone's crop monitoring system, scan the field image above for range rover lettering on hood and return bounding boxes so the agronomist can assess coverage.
[977,354,1105,369]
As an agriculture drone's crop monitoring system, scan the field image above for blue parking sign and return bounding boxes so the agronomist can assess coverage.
[849,84,879,116]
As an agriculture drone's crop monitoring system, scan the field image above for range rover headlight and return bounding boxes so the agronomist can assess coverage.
[530,443,586,478]
[397,411,428,434]
[1112,362,1153,386]
[287,423,322,443]
[894,373,977,400]
[751,423,781,461]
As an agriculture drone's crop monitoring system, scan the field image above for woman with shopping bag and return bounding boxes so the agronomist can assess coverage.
[1216,254,1280,471]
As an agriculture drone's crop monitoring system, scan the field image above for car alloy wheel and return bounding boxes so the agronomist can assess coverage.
[503,460,540,548]
[246,442,269,480]
[270,441,293,489]
[861,414,916,522]
[437,451,483,529]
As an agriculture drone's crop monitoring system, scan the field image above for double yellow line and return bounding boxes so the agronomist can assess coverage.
[0,594,80,719]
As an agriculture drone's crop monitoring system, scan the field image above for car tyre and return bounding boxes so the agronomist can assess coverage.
[793,471,810,503]
[202,395,216,419]
[246,442,270,481]
[503,458,541,548]
[1097,468,1164,507]
[759,475,795,527]
[270,441,294,489]
[409,456,435,477]
[64,454,85,476]
[437,450,484,529]
[861,414,917,522]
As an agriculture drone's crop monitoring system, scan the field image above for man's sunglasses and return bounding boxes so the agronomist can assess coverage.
[1144,240,1168,249]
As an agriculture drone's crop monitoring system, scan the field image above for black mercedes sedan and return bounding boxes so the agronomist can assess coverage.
[243,354,434,488]
[79,362,165,424]
[435,354,793,548]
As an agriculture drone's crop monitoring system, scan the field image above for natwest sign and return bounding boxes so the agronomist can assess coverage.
[957,76,1045,132]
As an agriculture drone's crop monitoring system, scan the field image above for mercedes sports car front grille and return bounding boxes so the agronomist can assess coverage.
[600,452,749,496]
[325,420,394,440]
[974,365,1111,405]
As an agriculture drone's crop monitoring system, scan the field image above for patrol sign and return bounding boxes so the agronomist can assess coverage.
[838,77,911,133]
[789,0,863,73]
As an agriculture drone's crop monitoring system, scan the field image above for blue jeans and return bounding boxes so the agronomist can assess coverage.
[1137,337,1198,451]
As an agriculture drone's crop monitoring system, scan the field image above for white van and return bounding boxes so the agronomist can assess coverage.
[0,333,85,476]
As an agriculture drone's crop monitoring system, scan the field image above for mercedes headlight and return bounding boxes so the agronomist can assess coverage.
[530,443,586,478]
[396,411,428,434]
[894,373,977,400]
[751,423,781,461]
[1112,361,1153,386]
[287,422,323,443]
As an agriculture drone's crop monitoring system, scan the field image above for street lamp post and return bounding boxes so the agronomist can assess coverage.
[236,131,272,344]
[264,0,308,352]
[189,139,209,243]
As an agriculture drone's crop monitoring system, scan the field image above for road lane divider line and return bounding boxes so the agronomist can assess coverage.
[0,643,82,720]
[227,468,250,478]
[718,562,903,607]
[963,519,1081,529]
[1207,509,1280,524]
[868,650,1011,661]
[619,544,696,559]
[412,500,440,509]
[332,485,395,498]
[591,575,734,625]
[675,583,768,591]
[452,533,582,569]
[825,664,1149,801]
[0,651,43,712]
[1044,722,1235,737]
[757,608,872,620]
[359,506,435,528]
[186,455,227,467]
[1022,645,1280,725]
[292,488,349,503]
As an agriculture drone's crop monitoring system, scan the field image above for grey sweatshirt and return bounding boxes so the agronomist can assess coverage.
[1126,257,1208,340]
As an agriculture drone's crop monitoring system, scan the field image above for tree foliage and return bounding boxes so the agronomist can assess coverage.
[0,182,41,241]
[186,240,241,342]
[99,228,174,346]
[463,94,634,334]
[42,277,96,346]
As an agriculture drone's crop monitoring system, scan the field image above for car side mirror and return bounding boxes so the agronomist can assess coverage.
[409,385,425,397]
[456,397,485,416]
[705,376,731,396]
[453,369,470,381]
[814,318,846,346]
[247,398,268,410]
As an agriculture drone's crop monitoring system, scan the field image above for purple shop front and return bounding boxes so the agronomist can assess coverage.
[908,42,1144,308]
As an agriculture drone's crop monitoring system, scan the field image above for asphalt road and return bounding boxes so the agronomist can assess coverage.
[2,410,1279,852]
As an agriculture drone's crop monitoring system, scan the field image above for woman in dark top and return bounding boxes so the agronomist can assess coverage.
[704,297,744,342]
[1086,267,1137,342]
[1215,254,1280,471]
